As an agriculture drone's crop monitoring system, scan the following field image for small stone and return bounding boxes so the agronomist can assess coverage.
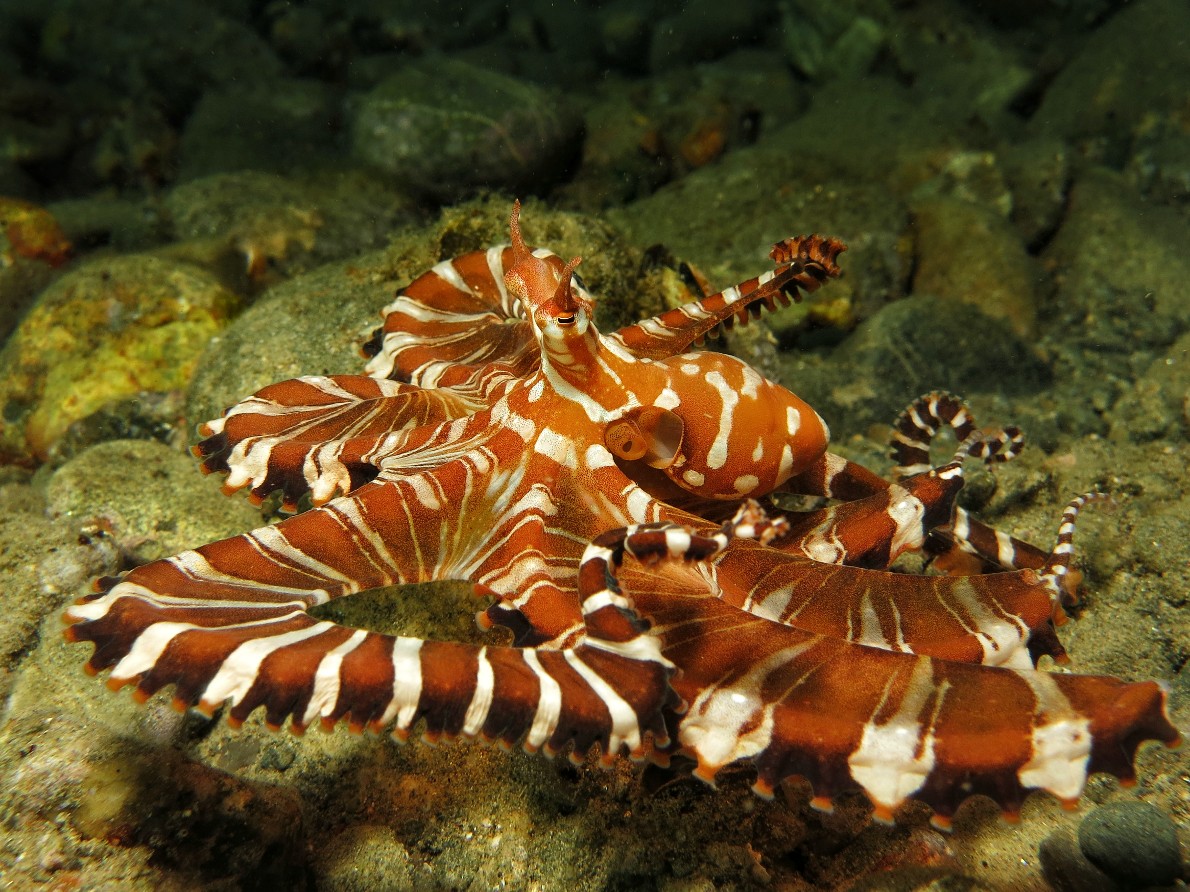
[1077,800,1183,889]
[1040,828,1119,892]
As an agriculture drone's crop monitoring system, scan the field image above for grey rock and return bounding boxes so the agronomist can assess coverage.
[1000,137,1071,249]
[1033,0,1190,162]
[792,295,1050,438]
[1040,828,1121,892]
[1045,168,1190,350]
[38,0,282,117]
[47,439,262,565]
[178,79,342,180]
[1078,801,1183,889]
[647,0,768,72]
[351,58,582,201]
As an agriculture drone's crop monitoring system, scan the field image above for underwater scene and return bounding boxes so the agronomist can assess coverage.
[0,0,1187,889]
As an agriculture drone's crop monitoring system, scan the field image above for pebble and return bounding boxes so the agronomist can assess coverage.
[1077,800,1183,889]
[1039,828,1119,892]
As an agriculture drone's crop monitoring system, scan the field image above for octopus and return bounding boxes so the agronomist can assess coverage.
[64,202,1178,829]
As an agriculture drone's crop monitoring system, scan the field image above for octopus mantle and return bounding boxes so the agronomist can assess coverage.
[65,204,1177,828]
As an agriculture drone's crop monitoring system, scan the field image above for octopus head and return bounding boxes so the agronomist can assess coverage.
[503,201,597,354]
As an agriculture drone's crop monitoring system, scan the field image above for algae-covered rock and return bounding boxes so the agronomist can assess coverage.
[46,439,262,565]
[1033,0,1190,161]
[999,137,1071,249]
[177,78,340,180]
[351,57,582,200]
[1109,330,1190,443]
[790,294,1050,437]
[0,255,239,462]
[38,0,282,118]
[1045,168,1190,345]
[910,196,1039,336]
[0,482,118,703]
[164,169,413,289]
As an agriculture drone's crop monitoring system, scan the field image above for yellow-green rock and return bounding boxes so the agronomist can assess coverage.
[0,255,238,461]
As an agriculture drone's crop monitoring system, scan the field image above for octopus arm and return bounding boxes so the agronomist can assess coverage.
[636,589,1178,825]
[783,451,1051,576]
[710,544,1064,669]
[608,235,846,360]
[195,374,485,510]
[62,491,694,761]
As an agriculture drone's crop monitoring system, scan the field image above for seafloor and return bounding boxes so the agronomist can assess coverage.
[0,1,1187,889]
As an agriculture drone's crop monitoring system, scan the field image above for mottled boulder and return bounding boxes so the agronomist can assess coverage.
[0,255,238,462]
[1033,0,1190,161]
[352,58,582,201]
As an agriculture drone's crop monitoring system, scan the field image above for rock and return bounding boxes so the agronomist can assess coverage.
[887,6,1033,127]
[164,170,412,288]
[177,79,341,180]
[1110,331,1190,443]
[1127,117,1190,207]
[46,439,262,564]
[1045,168,1190,348]
[0,78,73,171]
[0,197,71,270]
[596,0,652,73]
[1039,828,1120,892]
[561,50,805,210]
[0,482,119,702]
[0,710,309,887]
[647,0,768,71]
[781,1,887,83]
[183,251,405,435]
[47,194,168,254]
[910,151,1014,219]
[1077,800,1183,889]
[609,112,914,333]
[1033,0,1190,162]
[38,0,282,118]
[0,256,238,462]
[910,196,1040,336]
[351,58,582,201]
[999,137,1071,248]
[49,391,185,464]
[790,294,1050,438]
[749,77,958,192]
[0,254,59,344]
[316,824,417,891]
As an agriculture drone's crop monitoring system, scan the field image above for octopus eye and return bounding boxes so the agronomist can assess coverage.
[556,313,576,326]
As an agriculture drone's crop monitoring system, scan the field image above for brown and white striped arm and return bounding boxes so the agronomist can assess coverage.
[713,487,1112,673]
[61,503,784,762]
[618,566,1180,826]
[775,459,968,570]
[889,392,1050,574]
[195,374,494,510]
[711,540,1065,670]
[607,235,847,360]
